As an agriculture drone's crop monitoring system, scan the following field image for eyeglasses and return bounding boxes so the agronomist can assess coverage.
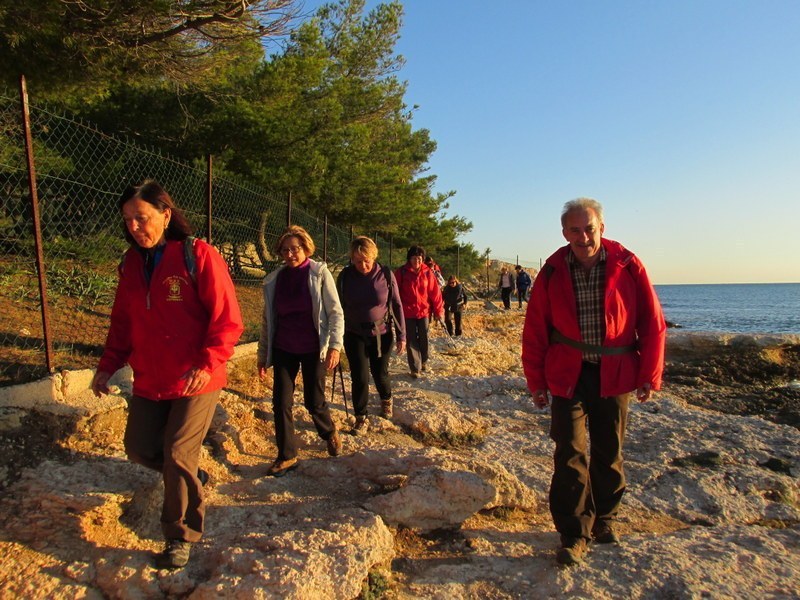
[280,245,303,256]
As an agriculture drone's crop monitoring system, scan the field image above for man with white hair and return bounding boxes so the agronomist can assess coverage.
[522,198,666,566]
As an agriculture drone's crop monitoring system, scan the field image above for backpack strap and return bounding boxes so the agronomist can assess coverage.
[184,236,197,285]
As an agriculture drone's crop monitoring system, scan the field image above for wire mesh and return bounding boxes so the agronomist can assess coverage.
[0,92,392,386]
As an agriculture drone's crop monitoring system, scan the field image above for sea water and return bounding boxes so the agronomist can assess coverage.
[654,283,800,334]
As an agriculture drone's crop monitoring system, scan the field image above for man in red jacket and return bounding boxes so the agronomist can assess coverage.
[522,198,665,566]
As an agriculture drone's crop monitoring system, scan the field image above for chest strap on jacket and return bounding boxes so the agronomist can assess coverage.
[550,329,637,356]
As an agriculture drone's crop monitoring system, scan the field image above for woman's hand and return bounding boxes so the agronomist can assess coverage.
[180,367,211,397]
[257,361,268,380]
[324,348,340,371]
[636,384,652,402]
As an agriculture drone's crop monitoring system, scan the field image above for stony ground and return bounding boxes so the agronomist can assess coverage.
[0,304,798,599]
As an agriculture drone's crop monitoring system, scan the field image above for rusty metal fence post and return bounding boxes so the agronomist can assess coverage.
[206,154,213,243]
[19,75,54,373]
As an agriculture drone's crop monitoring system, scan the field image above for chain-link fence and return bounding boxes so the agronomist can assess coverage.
[0,89,394,386]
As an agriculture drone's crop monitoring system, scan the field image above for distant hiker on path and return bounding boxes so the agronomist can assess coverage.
[91,180,244,570]
[521,197,666,566]
[337,236,406,428]
[395,245,444,378]
[425,255,446,288]
[257,226,344,477]
[498,265,515,310]
[514,264,532,308]
[442,275,467,337]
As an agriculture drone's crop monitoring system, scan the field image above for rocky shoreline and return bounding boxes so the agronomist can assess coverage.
[664,330,800,429]
[0,308,797,598]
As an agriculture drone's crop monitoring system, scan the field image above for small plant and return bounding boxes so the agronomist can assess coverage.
[47,266,117,307]
[359,569,390,600]
[415,425,488,449]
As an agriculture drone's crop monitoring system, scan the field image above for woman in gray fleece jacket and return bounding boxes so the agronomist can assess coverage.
[257,226,344,477]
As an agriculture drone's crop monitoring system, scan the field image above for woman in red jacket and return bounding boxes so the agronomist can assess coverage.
[91,181,243,570]
[395,246,444,378]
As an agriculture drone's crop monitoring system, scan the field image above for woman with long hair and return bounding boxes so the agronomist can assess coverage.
[92,180,243,569]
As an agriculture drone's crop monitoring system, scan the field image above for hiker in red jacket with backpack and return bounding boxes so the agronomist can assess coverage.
[92,181,243,570]
[395,245,444,378]
[522,197,665,567]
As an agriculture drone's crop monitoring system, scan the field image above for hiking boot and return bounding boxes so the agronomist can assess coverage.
[265,457,298,477]
[592,520,620,544]
[381,399,393,419]
[197,468,209,487]
[556,537,589,566]
[155,539,192,569]
[326,431,342,456]
[409,370,420,379]
[352,415,369,435]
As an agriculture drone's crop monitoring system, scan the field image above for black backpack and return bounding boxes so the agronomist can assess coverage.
[336,262,396,333]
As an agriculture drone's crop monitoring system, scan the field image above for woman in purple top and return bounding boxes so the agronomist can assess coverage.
[257,226,345,477]
[336,237,406,432]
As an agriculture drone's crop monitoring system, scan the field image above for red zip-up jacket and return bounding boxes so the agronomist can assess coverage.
[522,239,665,398]
[394,263,444,320]
[98,238,244,400]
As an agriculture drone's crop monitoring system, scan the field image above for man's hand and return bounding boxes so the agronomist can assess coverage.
[324,348,340,371]
[91,370,112,398]
[257,361,268,380]
[180,367,211,397]
[532,389,550,409]
[636,384,652,402]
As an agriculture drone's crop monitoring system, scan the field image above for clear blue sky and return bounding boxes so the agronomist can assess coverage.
[303,1,800,284]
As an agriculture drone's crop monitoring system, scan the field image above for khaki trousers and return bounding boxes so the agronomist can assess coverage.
[124,390,219,543]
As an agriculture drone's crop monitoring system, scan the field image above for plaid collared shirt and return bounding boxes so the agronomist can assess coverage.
[568,247,607,363]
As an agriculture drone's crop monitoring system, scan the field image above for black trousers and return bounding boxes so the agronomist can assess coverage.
[405,316,430,374]
[444,309,462,336]
[549,362,630,541]
[343,330,394,416]
[517,286,529,307]
[271,348,336,461]
[500,287,512,309]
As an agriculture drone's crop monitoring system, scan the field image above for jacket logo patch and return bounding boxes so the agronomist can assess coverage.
[163,276,190,302]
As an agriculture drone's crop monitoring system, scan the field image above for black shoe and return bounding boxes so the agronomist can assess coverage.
[155,539,192,569]
[592,520,620,544]
[556,537,588,566]
[197,468,209,487]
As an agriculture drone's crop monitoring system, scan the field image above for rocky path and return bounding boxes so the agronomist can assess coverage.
[0,307,798,598]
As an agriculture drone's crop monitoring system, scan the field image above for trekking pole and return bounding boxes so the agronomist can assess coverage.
[337,362,350,418]
[331,361,337,405]
[438,317,458,351]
